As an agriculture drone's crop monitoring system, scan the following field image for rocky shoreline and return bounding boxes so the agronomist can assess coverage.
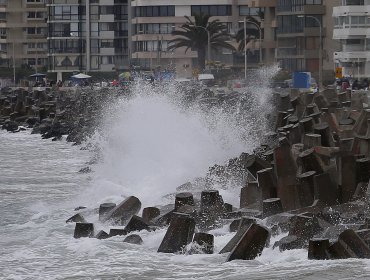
[0,86,122,144]
[3,83,370,261]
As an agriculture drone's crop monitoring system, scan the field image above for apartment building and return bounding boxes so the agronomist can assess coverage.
[130,0,277,78]
[276,0,339,83]
[47,0,129,81]
[333,0,370,78]
[0,0,48,72]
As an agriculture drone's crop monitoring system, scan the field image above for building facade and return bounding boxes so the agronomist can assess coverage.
[0,0,48,73]
[130,0,277,78]
[276,0,339,83]
[333,0,370,78]
[47,0,129,81]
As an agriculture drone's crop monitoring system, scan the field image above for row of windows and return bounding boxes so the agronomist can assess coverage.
[277,0,322,12]
[27,12,45,19]
[135,6,175,17]
[135,40,169,52]
[134,23,175,35]
[239,7,264,17]
[191,5,232,16]
[334,16,370,28]
[277,15,322,34]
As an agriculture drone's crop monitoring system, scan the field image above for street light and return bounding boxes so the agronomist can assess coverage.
[298,15,322,89]
[238,19,262,80]
[189,24,210,70]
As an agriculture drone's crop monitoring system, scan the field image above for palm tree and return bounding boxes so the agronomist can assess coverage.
[168,13,235,71]
[235,16,262,52]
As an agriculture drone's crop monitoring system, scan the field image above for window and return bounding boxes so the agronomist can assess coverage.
[191,5,232,16]
[135,6,175,17]
[239,6,264,16]
[101,40,114,48]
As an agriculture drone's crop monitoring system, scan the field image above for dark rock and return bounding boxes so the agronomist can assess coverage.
[174,192,194,211]
[142,206,160,222]
[78,167,92,173]
[274,235,303,251]
[66,213,86,223]
[124,215,150,233]
[263,198,283,217]
[226,224,269,261]
[123,234,143,245]
[95,230,109,240]
[157,213,195,253]
[102,196,141,224]
[74,223,94,238]
[98,202,116,221]
[109,228,127,237]
[308,238,331,259]
[191,232,214,254]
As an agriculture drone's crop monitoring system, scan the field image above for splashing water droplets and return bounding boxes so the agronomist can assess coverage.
[87,68,278,207]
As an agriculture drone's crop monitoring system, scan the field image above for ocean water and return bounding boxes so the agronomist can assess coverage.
[2,70,370,279]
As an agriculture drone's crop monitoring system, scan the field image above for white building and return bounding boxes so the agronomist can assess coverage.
[333,0,370,78]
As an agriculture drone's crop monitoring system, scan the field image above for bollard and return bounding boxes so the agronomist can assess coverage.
[142,206,160,222]
[98,202,116,221]
[314,123,334,147]
[303,133,322,149]
[240,181,261,210]
[356,157,370,184]
[226,224,269,261]
[296,171,316,207]
[157,213,195,253]
[339,154,357,203]
[298,148,325,174]
[257,167,277,200]
[274,138,299,210]
[263,198,283,217]
[308,238,330,259]
[314,173,339,206]
[74,223,94,238]
[192,233,214,254]
[175,192,194,211]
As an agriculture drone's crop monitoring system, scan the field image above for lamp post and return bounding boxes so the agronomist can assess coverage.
[239,18,262,80]
[190,24,210,70]
[298,15,322,89]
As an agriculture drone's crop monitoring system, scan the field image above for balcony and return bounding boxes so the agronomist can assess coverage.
[100,47,115,55]
[244,0,277,7]
[99,14,114,22]
[99,31,114,39]
[334,51,370,61]
[333,27,368,39]
[333,5,370,17]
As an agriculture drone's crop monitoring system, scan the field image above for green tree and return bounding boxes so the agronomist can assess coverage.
[168,13,235,71]
[235,16,262,52]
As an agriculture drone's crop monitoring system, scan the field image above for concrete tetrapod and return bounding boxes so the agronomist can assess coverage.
[174,192,194,211]
[157,212,195,253]
[74,223,94,238]
[226,224,269,261]
[101,196,141,224]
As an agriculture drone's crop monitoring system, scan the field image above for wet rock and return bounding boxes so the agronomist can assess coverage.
[102,196,141,224]
[157,213,195,253]
[174,192,194,211]
[274,235,303,251]
[123,234,143,245]
[109,228,127,237]
[98,202,116,221]
[78,167,92,173]
[95,230,109,240]
[123,215,150,233]
[226,224,269,261]
[142,207,160,223]
[74,223,94,238]
[66,213,86,223]
[308,238,331,259]
[190,232,214,254]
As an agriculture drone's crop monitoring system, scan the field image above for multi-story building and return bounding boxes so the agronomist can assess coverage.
[130,0,277,78]
[333,0,370,78]
[47,0,129,81]
[276,0,339,83]
[0,0,48,73]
